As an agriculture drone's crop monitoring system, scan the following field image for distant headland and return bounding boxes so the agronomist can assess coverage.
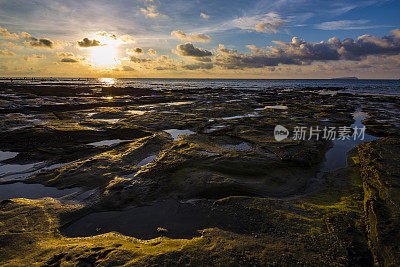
[331,77,359,80]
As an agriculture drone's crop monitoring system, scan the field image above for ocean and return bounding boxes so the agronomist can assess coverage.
[1,78,399,96]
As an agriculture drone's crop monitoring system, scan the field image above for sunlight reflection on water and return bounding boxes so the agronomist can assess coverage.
[99,78,116,86]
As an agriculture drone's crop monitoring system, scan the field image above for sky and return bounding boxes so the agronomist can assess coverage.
[0,0,399,78]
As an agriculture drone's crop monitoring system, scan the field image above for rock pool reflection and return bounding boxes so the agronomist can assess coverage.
[0,182,77,200]
[318,110,379,176]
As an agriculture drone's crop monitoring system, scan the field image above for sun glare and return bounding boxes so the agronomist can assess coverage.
[90,45,119,67]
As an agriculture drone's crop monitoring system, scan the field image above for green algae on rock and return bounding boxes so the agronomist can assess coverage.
[1,83,400,265]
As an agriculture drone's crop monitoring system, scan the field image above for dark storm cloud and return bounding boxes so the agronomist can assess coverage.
[175,43,212,59]
[77,38,100,47]
[336,33,400,60]
[215,29,400,69]
[214,44,297,69]
[29,38,54,48]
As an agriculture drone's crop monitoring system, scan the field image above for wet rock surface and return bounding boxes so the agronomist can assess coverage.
[0,83,399,265]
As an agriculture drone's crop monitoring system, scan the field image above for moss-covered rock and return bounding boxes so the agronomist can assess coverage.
[358,137,400,266]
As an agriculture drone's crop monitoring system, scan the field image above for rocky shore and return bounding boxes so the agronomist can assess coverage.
[0,83,399,265]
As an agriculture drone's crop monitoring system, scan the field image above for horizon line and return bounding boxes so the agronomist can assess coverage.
[1,76,399,80]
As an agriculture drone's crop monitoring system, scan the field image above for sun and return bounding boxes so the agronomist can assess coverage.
[90,44,119,67]
[82,32,126,68]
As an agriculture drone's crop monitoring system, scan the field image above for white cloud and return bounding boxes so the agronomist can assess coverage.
[147,48,157,56]
[0,49,16,56]
[140,5,168,19]
[315,20,373,30]
[231,12,286,33]
[200,13,210,19]
[171,30,211,42]
[0,26,19,39]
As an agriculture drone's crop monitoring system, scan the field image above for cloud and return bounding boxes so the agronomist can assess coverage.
[96,32,135,43]
[392,29,400,38]
[61,58,78,63]
[174,43,212,61]
[32,54,46,59]
[182,62,214,70]
[57,52,75,58]
[336,33,400,60]
[254,21,285,34]
[147,48,157,56]
[120,35,135,43]
[127,47,143,55]
[77,38,100,47]
[214,44,296,69]
[0,41,24,50]
[140,5,167,19]
[200,13,210,19]
[96,32,118,40]
[231,12,286,34]
[24,54,46,61]
[315,20,374,30]
[1,27,61,49]
[154,66,175,71]
[0,26,33,41]
[129,56,151,63]
[28,38,54,48]
[0,26,19,39]
[151,55,177,70]
[122,65,135,71]
[214,29,400,69]
[0,50,16,56]
[57,52,81,63]
[171,30,211,43]
[127,53,177,71]
[313,54,400,73]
